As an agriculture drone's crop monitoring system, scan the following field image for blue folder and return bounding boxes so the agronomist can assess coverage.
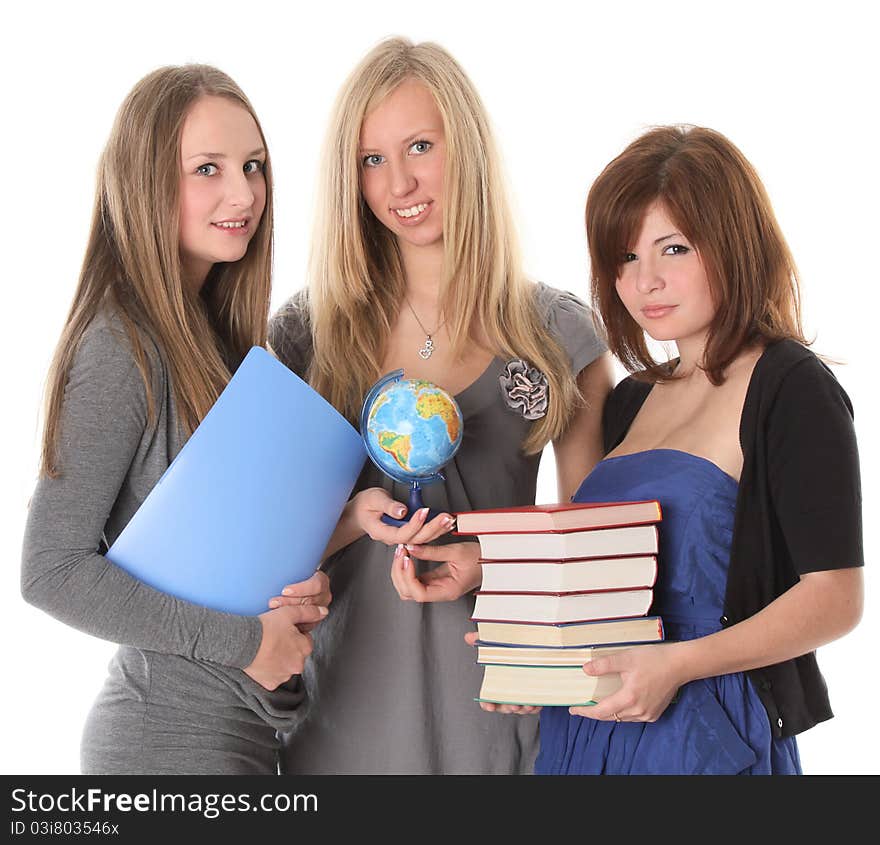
[106,346,366,616]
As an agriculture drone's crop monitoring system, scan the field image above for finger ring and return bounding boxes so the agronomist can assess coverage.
[613,712,621,722]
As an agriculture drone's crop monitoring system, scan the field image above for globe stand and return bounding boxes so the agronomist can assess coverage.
[380,480,444,528]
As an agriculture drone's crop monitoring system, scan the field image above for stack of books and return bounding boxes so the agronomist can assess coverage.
[455,500,664,707]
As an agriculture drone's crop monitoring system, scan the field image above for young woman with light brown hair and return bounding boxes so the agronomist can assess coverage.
[22,64,330,774]
[531,125,864,774]
[268,37,613,774]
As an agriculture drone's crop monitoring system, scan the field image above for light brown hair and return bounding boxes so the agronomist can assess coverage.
[41,64,273,476]
[306,37,580,453]
[586,125,806,382]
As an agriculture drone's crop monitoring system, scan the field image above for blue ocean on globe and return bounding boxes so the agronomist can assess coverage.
[363,377,463,483]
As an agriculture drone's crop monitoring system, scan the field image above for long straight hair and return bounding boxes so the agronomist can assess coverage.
[41,64,274,476]
[307,37,579,453]
[586,125,805,383]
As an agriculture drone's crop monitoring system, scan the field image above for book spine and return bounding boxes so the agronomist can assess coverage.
[477,550,659,563]
[474,637,665,649]
[457,518,661,536]
[471,612,651,624]
[477,553,657,564]
[474,585,656,597]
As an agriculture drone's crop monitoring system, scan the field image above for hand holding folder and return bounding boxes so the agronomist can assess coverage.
[107,347,366,616]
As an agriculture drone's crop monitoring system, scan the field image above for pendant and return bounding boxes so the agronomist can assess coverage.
[419,336,434,359]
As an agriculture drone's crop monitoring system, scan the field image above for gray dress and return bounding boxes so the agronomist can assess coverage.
[21,312,308,774]
[268,282,606,774]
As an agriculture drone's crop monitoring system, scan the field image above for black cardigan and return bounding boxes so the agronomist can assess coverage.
[602,339,863,737]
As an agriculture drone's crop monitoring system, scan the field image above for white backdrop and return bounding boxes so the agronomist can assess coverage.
[2,0,876,775]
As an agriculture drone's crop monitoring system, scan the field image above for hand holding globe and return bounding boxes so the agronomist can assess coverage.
[360,370,464,527]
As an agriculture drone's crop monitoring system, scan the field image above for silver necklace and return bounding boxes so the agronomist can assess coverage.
[404,297,446,360]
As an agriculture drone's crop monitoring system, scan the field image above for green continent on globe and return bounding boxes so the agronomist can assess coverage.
[368,393,390,422]
[378,430,413,470]
[415,388,461,444]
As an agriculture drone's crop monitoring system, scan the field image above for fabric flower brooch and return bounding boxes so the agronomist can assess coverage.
[499,358,549,420]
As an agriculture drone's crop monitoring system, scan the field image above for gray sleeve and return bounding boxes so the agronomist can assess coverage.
[20,321,262,669]
[540,283,608,375]
[268,289,313,379]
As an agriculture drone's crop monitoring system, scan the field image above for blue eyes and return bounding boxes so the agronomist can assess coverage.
[195,160,264,176]
[361,140,433,168]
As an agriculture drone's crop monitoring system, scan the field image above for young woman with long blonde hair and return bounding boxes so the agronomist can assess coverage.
[269,37,613,774]
[22,65,330,774]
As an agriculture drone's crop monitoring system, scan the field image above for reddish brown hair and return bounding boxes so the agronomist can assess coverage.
[586,125,806,383]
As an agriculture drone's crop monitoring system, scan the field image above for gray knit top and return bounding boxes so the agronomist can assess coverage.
[21,311,264,671]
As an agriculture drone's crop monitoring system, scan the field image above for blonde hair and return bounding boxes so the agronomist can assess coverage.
[41,64,273,476]
[307,37,579,453]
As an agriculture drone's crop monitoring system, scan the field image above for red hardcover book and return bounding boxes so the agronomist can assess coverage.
[455,500,661,535]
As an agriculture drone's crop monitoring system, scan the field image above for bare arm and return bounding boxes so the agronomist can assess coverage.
[675,568,862,679]
[576,568,863,722]
[552,353,614,502]
[321,494,376,560]
[575,354,865,722]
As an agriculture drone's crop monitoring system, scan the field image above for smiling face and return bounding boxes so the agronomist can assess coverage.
[358,79,446,253]
[178,95,267,288]
[615,202,716,349]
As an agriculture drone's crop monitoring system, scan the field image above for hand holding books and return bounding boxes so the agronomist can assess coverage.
[460,499,665,708]
[568,640,683,723]
[463,630,542,716]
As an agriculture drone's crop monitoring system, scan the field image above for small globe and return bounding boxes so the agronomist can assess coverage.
[360,370,463,485]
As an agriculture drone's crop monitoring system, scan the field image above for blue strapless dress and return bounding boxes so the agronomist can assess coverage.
[534,449,801,775]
